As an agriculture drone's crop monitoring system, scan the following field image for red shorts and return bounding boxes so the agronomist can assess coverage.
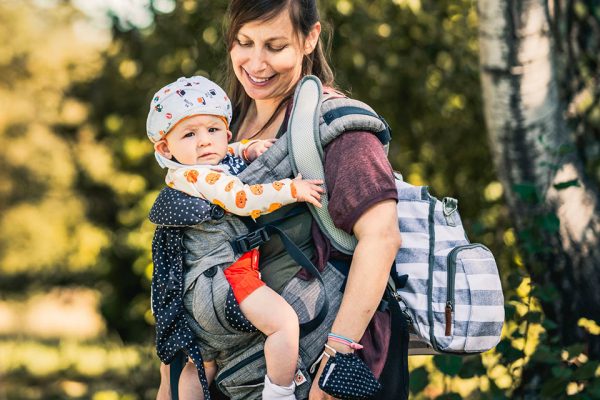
[223,249,264,304]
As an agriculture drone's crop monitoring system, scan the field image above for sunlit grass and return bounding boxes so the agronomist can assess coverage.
[0,339,159,400]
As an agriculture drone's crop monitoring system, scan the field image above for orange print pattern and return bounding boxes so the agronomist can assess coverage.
[250,210,261,219]
[213,199,226,210]
[249,184,264,195]
[268,203,282,213]
[205,172,221,184]
[184,170,199,183]
[272,181,284,191]
[224,181,235,192]
[290,182,297,198]
[235,191,247,208]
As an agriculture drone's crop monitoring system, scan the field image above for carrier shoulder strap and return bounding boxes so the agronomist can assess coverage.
[288,75,392,254]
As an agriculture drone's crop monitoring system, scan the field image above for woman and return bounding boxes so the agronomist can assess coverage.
[157,0,402,399]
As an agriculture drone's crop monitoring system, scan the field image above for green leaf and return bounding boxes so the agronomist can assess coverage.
[409,366,428,394]
[524,311,542,323]
[553,179,580,190]
[566,343,585,358]
[436,394,462,400]
[557,143,576,156]
[433,355,463,376]
[586,379,600,397]
[530,345,560,364]
[541,377,569,397]
[573,361,599,380]
[507,272,524,289]
[551,365,573,379]
[540,213,560,233]
[532,284,559,302]
[504,303,517,320]
[542,318,558,330]
[458,355,485,379]
[513,183,539,203]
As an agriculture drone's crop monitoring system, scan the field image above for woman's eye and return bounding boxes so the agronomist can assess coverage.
[268,44,287,52]
[236,39,252,47]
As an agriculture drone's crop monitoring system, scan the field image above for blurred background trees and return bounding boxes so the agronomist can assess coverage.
[0,0,598,398]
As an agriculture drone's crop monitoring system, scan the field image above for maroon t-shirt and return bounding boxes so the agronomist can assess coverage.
[312,130,398,378]
[312,130,398,269]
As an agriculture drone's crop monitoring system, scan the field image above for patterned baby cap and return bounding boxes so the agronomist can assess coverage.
[318,352,382,399]
[146,76,233,143]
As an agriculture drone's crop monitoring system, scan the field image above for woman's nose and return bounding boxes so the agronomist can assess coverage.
[247,47,267,73]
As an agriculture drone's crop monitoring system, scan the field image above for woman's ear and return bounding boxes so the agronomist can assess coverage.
[304,22,321,54]
[154,139,172,159]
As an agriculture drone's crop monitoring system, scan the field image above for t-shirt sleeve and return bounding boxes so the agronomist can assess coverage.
[323,131,397,234]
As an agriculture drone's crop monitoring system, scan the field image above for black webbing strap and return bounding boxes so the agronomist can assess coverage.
[260,223,329,336]
[322,106,392,145]
[169,351,186,400]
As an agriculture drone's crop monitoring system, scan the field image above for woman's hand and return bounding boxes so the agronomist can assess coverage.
[292,174,324,208]
[308,343,351,400]
[244,138,276,161]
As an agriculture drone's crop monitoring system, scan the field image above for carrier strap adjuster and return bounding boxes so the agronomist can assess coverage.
[231,228,270,254]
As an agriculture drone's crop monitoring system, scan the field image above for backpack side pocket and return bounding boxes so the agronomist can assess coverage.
[438,244,504,353]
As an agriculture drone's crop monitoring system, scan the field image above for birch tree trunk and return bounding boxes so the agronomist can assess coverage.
[478,0,600,363]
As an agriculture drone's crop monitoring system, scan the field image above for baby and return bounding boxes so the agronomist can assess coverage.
[147,76,323,400]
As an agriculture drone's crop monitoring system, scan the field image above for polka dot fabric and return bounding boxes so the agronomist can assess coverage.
[318,352,382,400]
[149,154,248,400]
[225,288,257,333]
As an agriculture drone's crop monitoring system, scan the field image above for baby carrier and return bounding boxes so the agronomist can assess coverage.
[149,76,399,399]
[151,75,504,399]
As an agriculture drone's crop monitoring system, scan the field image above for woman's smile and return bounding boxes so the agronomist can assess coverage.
[244,69,277,86]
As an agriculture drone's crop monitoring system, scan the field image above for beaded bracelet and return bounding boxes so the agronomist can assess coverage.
[327,332,364,350]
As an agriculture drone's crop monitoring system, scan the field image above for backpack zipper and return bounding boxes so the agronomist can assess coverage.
[446,243,491,336]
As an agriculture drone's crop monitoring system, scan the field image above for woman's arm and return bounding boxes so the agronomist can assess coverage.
[309,131,401,399]
[309,201,401,400]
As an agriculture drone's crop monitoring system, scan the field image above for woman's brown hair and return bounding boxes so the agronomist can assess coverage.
[224,0,335,138]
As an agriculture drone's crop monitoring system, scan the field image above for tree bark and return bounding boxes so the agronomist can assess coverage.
[478,0,600,362]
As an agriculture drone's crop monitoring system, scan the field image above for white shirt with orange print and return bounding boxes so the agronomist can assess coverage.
[165,164,297,220]
[226,139,259,163]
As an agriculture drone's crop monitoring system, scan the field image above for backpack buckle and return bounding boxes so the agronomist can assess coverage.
[232,227,270,253]
[442,197,458,227]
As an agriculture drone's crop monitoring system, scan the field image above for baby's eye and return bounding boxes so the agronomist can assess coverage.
[208,127,219,133]
[183,131,195,138]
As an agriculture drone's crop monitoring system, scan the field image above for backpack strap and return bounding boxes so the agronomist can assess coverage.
[322,105,391,146]
[287,76,358,254]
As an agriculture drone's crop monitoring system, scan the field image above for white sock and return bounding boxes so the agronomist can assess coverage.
[261,374,296,400]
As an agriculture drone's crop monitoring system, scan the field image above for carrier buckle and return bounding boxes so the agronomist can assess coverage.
[232,228,270,253]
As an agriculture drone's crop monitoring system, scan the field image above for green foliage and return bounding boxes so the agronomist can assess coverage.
[3,0,597,398]
[433,355,462,377]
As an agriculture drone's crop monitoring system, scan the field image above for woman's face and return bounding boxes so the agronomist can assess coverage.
[230,10,320,105]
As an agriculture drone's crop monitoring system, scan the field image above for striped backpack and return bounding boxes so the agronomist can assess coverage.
[392,179,504,354]
[289,76,504,355]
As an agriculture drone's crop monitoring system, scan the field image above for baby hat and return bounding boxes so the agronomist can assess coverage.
[146,76,233,143]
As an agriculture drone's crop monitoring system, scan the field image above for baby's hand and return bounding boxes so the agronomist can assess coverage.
[292,174,325,208]
[245,139,276,162]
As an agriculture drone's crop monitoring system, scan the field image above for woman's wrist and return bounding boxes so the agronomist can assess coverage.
[325,339,353,354]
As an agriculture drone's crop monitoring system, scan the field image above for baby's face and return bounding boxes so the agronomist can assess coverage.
[156,114,232,165]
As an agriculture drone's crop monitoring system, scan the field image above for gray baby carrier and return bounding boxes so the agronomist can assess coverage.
[154,76,394,400]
